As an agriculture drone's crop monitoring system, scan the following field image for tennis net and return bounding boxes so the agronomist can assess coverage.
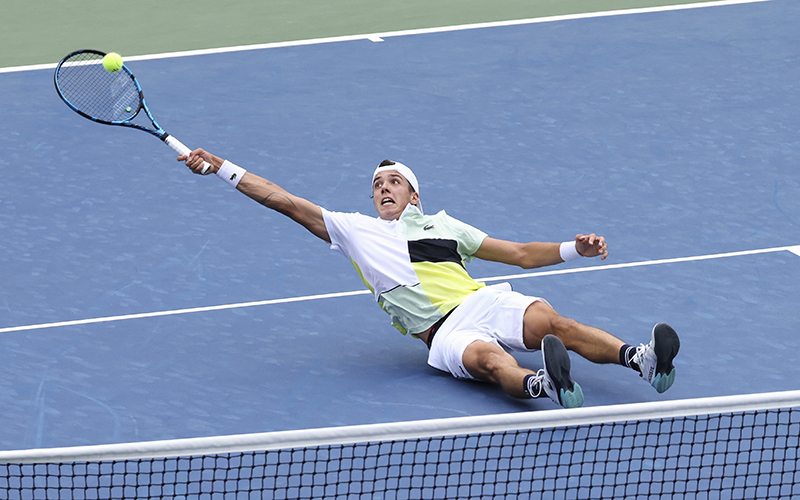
[1,390,799,499]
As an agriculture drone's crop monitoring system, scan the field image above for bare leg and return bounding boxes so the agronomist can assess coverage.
[461,301,678,401]
[522,301,624,364]
[461,340,535,399]
[462,335,584,408]
[460,300,623,400]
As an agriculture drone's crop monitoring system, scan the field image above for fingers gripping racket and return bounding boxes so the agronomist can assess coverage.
[54,49,209,174]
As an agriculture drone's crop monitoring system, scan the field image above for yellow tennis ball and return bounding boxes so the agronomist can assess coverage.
[102,52,124,72]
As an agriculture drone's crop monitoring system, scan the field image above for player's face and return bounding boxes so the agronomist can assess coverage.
[372,171,419,221]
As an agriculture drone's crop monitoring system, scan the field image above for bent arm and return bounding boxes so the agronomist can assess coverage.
[474,234,608,269]
[180,149,330,243]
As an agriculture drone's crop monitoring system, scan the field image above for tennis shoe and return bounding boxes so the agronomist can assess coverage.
[535,335,584,409]
[631,323,680,393]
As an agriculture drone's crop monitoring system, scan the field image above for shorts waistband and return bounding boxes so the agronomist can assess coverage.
[425,307,457,350]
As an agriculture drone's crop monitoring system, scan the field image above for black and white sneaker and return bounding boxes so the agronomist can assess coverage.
[631,323,680,393]
[530,335,584,408]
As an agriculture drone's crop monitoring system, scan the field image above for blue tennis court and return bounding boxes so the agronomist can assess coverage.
[1,0,798,452]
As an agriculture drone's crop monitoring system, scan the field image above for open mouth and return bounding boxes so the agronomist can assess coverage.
[381,197,395,206]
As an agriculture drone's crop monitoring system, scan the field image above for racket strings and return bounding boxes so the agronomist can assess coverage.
[56,52,140,123]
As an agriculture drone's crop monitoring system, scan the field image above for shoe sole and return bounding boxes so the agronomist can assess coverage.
[652,323,680,394]
[542,335,584,408]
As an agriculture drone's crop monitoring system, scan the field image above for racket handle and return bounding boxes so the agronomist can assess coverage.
[164,135,211,174]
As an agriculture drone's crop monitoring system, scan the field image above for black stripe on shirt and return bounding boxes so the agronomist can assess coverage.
[408,239,463,267]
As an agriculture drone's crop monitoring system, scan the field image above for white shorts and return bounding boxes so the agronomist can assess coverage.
[426,283,551,380]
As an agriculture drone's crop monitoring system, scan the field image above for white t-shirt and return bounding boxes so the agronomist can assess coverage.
[322,204,488,335]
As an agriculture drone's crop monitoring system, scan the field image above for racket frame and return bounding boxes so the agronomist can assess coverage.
[54,49,209,173]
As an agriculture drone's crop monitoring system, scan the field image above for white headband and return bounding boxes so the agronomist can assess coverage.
[372,161,423,213]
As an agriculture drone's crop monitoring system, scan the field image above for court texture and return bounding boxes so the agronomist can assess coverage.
[0,0,798,452]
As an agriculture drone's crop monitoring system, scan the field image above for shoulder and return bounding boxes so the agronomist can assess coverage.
[413,209,464,227]
[322,208,372,225]
[323,209,395,243]
[432,210,485,235]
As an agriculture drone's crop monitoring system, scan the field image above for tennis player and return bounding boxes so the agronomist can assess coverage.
[180,152,680,408]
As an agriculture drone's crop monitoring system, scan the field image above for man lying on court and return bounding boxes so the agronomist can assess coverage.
[180,152,680,409]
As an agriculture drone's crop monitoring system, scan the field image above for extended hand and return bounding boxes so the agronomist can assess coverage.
[575,233,609,260]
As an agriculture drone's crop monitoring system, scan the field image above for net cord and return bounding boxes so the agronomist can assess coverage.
[2,389,799,464]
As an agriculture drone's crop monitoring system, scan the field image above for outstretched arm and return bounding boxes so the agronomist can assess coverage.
[180,149,331,243]
[474,233,608,269]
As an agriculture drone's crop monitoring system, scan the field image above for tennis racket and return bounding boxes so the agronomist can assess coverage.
[54,49,210,174]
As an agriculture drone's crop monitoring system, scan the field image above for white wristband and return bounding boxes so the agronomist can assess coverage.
[559,241,581,262]
[216,160,247,188]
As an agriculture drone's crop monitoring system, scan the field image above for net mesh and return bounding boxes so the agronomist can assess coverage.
[55,51,140,123]
[2,403,799,499]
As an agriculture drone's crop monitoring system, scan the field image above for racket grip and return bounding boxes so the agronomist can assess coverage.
[164,135,211,174]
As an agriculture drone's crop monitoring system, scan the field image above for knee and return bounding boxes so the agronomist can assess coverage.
[523,303,579,347]
[463,342,516,381]
[549,314,580,337]
[477,349,512,375]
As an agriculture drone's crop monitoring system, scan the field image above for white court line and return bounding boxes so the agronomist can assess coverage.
[1,244,797,335]
[481,244,800,282]
[0,0,773,74]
